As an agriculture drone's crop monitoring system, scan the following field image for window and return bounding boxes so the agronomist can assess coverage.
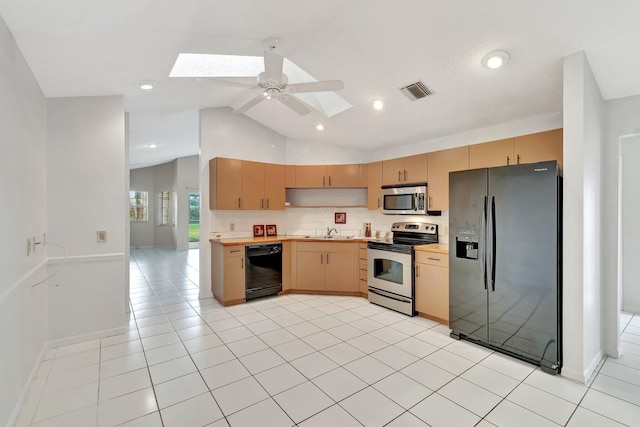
[160,191,170,225]
[129,191,148,221]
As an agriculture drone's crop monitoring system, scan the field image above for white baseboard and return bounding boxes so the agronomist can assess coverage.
[622,305,640,314]
[6,343,50,427]
[8,324,127,427]
[47,325,126,349]
[198,291,213,299]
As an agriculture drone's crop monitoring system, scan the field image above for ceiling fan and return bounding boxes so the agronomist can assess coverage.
[198,37,344,116]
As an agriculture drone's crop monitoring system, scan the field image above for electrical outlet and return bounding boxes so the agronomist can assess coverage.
[27,238,31,256]
[97,230,107,243]
[230,223,235,231]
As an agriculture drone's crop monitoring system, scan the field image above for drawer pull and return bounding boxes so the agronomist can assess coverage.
[230,249,241,253]
[427,257,440,261]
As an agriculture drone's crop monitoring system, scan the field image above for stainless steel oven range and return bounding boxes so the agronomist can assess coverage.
[367,222,438,316]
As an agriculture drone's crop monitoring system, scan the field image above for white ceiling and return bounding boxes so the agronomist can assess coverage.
[1,0,639,168]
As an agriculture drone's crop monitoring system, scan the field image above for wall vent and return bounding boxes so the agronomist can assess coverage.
[399,81,434,101]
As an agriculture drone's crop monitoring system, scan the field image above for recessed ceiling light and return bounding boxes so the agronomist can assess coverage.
[373,99,384,110]
[147,144,157,149]
[482,51,510,69]
[138,80,155,90]
[316,123,325,131]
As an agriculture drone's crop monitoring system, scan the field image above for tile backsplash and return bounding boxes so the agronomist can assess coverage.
[209,207,449,244]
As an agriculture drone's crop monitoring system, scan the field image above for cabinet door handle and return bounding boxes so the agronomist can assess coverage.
[266,199,270,208]
[238,198,241,208]
[326,254,329,264]
[416,265,419,277]
[398,171,401,182]
[517,154,521,164]
[323,176,326,187]
[328,176,332,187]
[261,199,264,209]
[241,258,244,269]
[404,170,407,181]
[506,155,510,165]
[320,254,323,264]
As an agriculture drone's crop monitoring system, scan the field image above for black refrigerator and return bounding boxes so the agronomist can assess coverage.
[448,161,562,374]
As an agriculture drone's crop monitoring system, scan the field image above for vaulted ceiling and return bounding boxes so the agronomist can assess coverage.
[1,0,639,168]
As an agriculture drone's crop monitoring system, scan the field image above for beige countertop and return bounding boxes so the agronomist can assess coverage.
[414,244,449,254]
[209,236,392,246]
[210,236,448,253]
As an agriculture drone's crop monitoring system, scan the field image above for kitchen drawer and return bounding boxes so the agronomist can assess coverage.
[415,251,448,268]
[224,246,245,257]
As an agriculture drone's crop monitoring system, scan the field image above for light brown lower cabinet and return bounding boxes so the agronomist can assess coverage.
[211,243,246,306]
[415,251,449,324]
[293,242,359,293]
[359,243,368,295]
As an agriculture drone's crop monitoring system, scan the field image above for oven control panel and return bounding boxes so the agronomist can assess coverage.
[391,222,438,235]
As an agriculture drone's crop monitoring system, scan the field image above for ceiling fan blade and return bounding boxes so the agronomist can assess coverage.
[286,80,344,93]
[196,77,256,89]
[278,94,311,115]
[263,50,284,85]
[234,94,266,114]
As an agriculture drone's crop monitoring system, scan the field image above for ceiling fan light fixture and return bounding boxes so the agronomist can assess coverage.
[373,99,384,110]
[482,50,510,69]
[138,80,155,90]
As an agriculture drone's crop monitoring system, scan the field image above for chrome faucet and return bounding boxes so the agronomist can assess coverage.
[326,227,338,238]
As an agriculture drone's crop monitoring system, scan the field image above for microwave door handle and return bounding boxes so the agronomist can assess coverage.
[413,193,418,211]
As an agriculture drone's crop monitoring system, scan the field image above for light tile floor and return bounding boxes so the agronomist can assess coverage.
[15,248,640,427]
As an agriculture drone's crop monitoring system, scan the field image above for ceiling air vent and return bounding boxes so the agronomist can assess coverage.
[399,81,434,101]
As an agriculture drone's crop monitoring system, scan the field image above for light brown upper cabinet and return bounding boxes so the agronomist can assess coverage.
[285,165,296,188]
[367,161,383,210]
[210,158,285,210]
[513,129,563,166]
[293,164,367,188]
[469,138,515,169]
[469,129,563,169]
[209,157,243,210]
[382,153,428,185]
[242,161,285,210]
[426,146,469,211]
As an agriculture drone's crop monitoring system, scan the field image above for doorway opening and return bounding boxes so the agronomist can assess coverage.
[189,193,200,249]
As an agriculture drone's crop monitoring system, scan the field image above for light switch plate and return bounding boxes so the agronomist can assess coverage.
[97,230,107,243]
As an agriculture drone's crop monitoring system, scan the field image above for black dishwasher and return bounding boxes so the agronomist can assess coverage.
[245,243,282,301]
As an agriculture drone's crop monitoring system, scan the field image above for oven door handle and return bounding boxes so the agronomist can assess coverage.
[368,288,412,303]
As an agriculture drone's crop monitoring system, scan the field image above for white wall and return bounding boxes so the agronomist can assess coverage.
[0,14,48,427]
[621,135,640,312]
[562,51,605,382]
[602,95,640,356]
[46,96,127,342]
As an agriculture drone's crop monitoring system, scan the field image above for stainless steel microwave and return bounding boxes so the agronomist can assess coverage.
[381,183,427,215]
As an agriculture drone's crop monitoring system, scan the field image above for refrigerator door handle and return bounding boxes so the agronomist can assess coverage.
[488,195,497,291]
[480,195,487,290]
